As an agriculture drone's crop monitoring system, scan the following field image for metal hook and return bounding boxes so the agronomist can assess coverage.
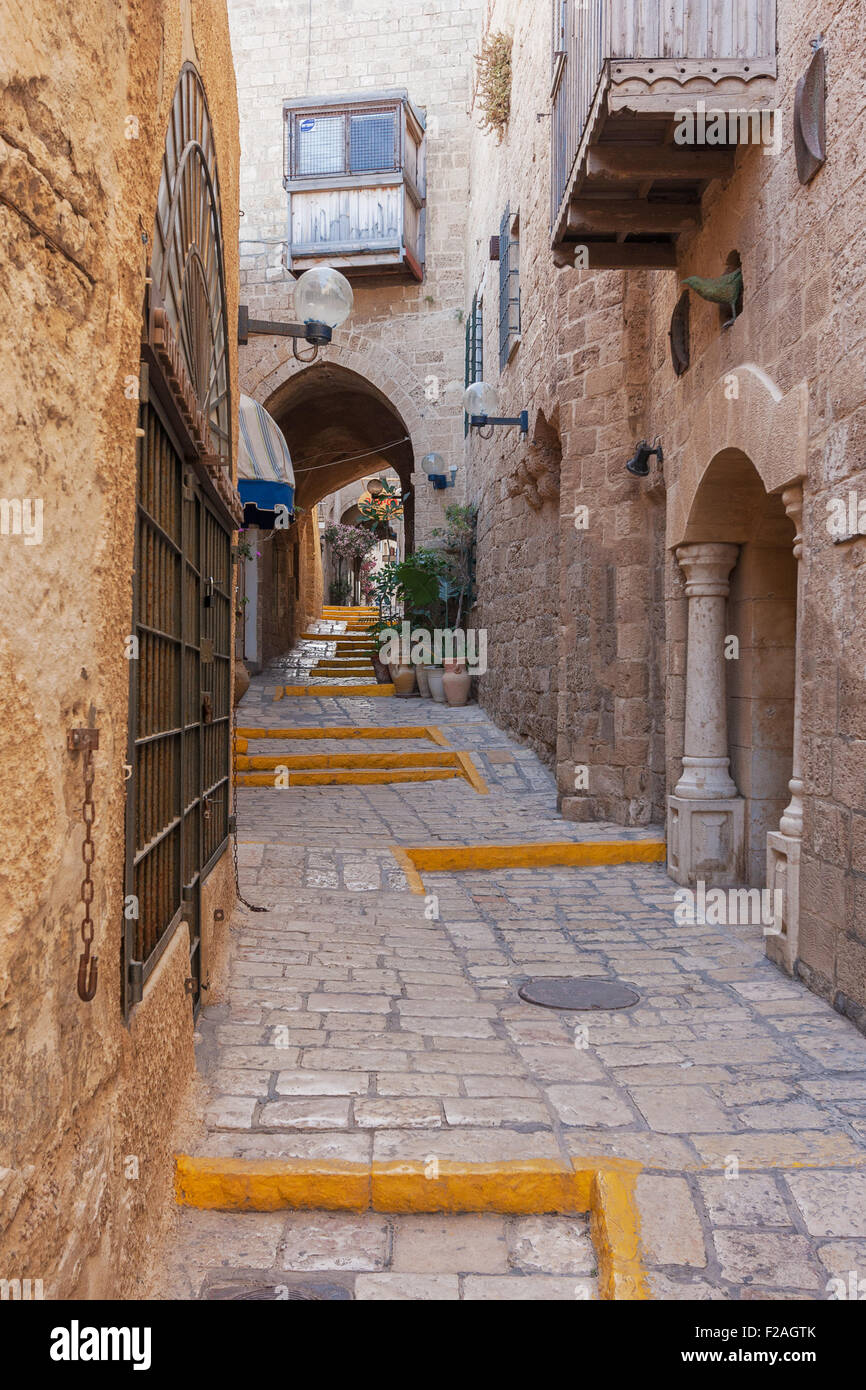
[77,949,99,1002]
[292,338,319,364]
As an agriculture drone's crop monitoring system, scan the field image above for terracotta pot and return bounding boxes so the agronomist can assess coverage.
[427,666,446,703]
[390,663,417,696]
[416,663,431,698]
[442,663,472,706]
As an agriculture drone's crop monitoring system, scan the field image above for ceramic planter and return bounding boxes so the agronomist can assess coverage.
[416,663,431,698]
[427,666,446,703]
[442,663,472,706]
[390,663,417,696]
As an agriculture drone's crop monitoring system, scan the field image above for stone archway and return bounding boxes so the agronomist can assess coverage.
[666,367,809,975]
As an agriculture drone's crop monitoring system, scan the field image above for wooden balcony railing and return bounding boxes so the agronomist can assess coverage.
[284,91,426,281]
[550,0,777,268]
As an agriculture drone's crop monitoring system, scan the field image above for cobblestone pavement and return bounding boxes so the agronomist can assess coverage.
[161,666,866,1301]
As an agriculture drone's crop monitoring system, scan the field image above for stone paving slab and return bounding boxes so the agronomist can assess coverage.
[162,668,866,1300]
[157,1208,598,1300]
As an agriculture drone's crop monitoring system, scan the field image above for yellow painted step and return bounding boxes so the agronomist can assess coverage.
[275,684,395,698]
[234,748,486,793]
[236,750,461,771]
[391,839,666,891]
[173,1153,650,1300]
[314,663,376,673]
[237,767,465,787]
[235,725,450,746]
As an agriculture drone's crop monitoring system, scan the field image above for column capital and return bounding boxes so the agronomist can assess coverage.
[675,542,740,598]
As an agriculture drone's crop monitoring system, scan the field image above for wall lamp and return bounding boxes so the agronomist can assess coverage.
[238,266,354,362]
[464,382,528,439]
[626,437,664,477]
[420,453,458,491]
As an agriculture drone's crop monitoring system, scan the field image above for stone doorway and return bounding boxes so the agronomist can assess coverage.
[667,450,802,965]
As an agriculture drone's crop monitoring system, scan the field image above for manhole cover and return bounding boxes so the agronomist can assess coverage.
[518,977,640,1011]
[206,1282,351,1301]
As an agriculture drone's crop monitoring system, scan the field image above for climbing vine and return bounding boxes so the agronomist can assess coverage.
[475,31,512,141]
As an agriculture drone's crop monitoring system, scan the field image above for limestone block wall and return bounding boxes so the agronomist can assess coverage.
[462,0,666,803]
[0,0,239,1297]
[228,0,483,548]
[646,0,866,1017]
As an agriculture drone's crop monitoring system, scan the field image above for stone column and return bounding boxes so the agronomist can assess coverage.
[667,542,745,886]
[766,483,804,973]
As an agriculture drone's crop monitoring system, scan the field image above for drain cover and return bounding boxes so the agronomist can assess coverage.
[518,977,640,1011]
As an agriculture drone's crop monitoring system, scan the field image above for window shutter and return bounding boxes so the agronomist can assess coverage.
[498,205,511,370]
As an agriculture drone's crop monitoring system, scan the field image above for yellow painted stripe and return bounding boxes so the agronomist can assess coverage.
[235,725,450,744]
[174,1153,650,1300]
[236,751,461,771]
[591,1166,651,1301]
[453,750,489,795]
[388,845,425,895]
[406,840,666,872]
[314,664,376,674]
[237,768,464,787]
[280,684,396,697]
[392,839,666,892]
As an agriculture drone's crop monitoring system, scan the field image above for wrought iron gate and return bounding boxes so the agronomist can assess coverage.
[123,392,232,1015]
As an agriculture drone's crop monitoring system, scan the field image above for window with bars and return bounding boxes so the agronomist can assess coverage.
[498,206,521,369]
[289,103,400,178]
[464,290,484,435]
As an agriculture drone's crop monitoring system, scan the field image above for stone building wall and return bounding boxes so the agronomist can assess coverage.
[463,0,665,799]
[228,0,483,545]
[643,0,866,1019]
[463,0,866,1019]
[0,0,239,1297]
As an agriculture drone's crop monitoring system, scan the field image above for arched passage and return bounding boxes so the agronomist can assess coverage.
[682,450,797,887]
[265,361,416,554]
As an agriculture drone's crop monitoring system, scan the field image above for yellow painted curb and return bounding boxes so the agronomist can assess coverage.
[391,839,666,891]
[279,684,396,697]
[453,750,489,795]
[237,768,465,787]
[388,845,426,895]
[370,1158,591,1216]
[591,1166,651,1300]
[236,751,463,772]
[174,1156,369,1212]
[235,725,450,746]
[174,1153,650,1300]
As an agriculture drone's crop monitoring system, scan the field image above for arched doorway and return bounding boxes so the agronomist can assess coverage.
[670,449,797,887]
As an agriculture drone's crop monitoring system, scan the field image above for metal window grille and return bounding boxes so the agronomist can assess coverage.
[464,291,484,434]
[290,104,400,178]
[124,394,232,1015]
[499,206,521,369]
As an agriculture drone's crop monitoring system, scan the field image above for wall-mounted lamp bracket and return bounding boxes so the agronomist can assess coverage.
[238,305,332,362]
[469,410,529,436]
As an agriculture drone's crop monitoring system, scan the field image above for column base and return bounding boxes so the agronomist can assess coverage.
[765,831,801,975]
[667,794,745,887]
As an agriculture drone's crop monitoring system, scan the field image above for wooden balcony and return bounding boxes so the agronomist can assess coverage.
[283,91,426,281]
[550,1,777,269]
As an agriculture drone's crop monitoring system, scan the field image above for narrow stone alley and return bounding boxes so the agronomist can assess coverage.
[156,625,866,1301]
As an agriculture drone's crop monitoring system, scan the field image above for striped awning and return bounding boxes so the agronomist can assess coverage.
[237,394,295,521]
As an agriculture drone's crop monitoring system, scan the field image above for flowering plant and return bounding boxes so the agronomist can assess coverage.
[323,523,378,561]
[359,556,378,603]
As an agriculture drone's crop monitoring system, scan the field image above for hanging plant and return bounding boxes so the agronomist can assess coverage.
[475,31,512,141]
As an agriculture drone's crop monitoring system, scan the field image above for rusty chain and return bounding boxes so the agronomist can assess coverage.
[77,744,99,1001]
